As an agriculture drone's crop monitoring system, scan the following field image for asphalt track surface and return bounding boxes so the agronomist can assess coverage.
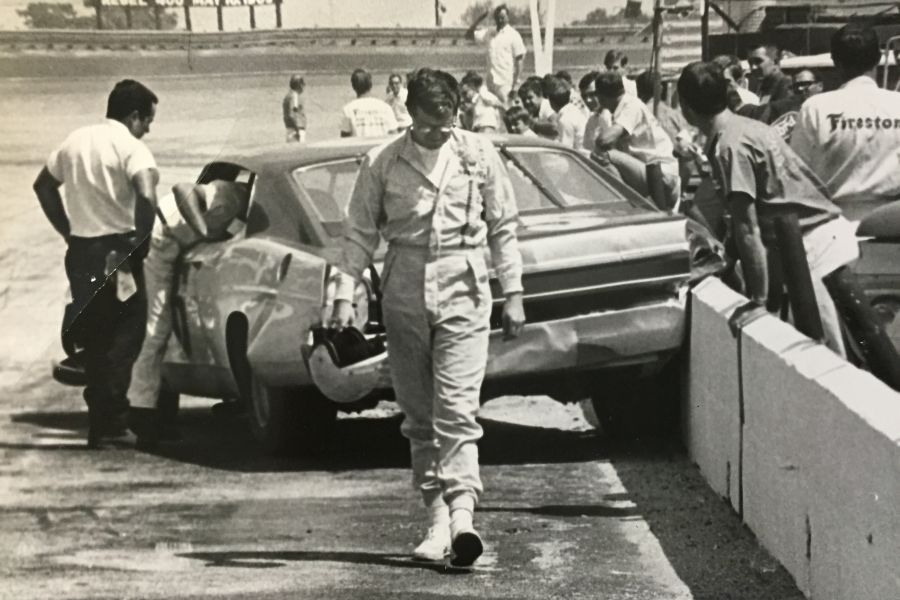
[0,61,803,599]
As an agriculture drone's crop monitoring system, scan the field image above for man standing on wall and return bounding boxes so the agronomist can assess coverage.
[466,4,526,104]
[33,79,159,448]
[330,69,525,568]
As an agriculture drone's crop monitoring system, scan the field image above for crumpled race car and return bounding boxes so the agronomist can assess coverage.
[64,135,726,454]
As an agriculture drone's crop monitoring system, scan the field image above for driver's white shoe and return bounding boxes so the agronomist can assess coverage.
[412,525,451,562]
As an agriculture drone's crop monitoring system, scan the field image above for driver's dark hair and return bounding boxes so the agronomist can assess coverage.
[831,24,881,77]
[106,79,157,121]
[594,71,625,97]
[677,61,729,117]
[405,68,460,118]
[493,3,509,20]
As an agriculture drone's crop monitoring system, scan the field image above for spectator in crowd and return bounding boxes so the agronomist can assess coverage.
[386,72,413,129]
[555,70,590,116]
[747,44,794,103]
[282,74,307,143]
[32,79,159,448]
[340,68,399,138]
[505,105,537,136]
[331,68,524,568]
[791,24,900,221]
[460,71,503,133]
[545,75,587,149]
[466,4,526,104]
[636,70,696,189]
[604,49,638,96]
[593,71,680,209]
[580,70,612,152]
[678,61,858,356]
[517,77,558,138]
[128,180,250,447]
[712,55,760,107]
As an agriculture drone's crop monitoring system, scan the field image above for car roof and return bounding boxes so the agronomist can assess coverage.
[211,134,579,174]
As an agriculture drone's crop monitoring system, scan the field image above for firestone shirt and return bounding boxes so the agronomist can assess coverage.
[475,24,527,89]
[707,112,840,241]
[46,119,157,238]
[790,76,900,220]
[336,129,523,301]
[340,96,399,138]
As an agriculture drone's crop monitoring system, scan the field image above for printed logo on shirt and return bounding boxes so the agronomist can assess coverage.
[827,113,900,133]
[771,111,798,142]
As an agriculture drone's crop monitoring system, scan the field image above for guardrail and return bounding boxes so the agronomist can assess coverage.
[0,21,722,52]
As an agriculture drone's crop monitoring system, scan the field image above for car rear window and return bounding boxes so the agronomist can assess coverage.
[504,147,650,215]
[292,158,360,237]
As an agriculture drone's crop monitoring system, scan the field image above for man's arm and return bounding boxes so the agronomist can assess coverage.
[728,191,768,304]
[33,166,70,241]
[481,140,525,339]
[465,10,491,41]
[132,167,159,241]
[512,55,524,91]
[595,124,627,151]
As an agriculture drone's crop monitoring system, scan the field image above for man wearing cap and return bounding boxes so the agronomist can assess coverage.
[791,24,900,221]
[127,179,250,445]
[330,68,524,568]
[33,79,159,449]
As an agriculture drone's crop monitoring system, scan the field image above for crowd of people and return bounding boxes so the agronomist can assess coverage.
[33,10,900,571]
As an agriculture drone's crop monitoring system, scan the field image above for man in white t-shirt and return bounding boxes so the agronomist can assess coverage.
[545,76,587,149]
[33,79,159,449]
[791,24,900,221]
[340,69,400,138]
[466,4,526,103]
[592,71,680,209]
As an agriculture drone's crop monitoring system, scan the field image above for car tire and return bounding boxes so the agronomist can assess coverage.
[590,358,682,441]
[247,373,337,456]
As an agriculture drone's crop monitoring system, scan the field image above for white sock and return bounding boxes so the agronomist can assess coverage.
[450,508,474,538]
[429,504,450,529]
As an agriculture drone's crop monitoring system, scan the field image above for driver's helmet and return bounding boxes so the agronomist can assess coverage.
[307,327,388,404]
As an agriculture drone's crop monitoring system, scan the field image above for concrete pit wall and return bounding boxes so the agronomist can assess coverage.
[685,277,900,600]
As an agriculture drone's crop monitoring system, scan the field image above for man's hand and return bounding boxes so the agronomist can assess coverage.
[502,292,525,340]
[728,300,769,337]
[330,299,355,330]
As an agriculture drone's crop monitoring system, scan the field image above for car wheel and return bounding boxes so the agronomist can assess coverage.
[247,373,337,456]
[590,358,682,441]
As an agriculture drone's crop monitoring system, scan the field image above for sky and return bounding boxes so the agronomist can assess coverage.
[1,0,638,31]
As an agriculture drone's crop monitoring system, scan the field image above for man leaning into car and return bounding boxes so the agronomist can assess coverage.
[32,79,159,448]
[330,68,525,568]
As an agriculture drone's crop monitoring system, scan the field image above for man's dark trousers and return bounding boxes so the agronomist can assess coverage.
[64,234,146,442]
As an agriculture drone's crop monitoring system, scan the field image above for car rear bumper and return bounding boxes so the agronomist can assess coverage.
[298,290,686,403]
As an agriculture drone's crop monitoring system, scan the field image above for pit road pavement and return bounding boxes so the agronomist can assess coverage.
[0,71,804,599]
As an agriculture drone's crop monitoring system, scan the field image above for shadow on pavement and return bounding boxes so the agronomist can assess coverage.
[8,407,606,473]
[177,550,473,575]
[478,503,638,518]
